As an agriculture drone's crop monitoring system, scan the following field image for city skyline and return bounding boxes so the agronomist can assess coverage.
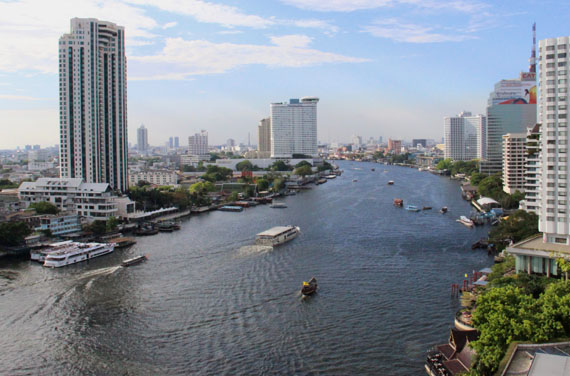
[1,0,569,149]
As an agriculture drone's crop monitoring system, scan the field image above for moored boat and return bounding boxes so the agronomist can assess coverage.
[109,237,136,248]
[405,205,421,212]
[31,240,74,263]
[269,202,287,209]
[457,216,474,228]
[134,224,159,236]
[43,242,115,268]
[255,225,300,247]
[301,277,317,296]
[121,255,147,267]
[219,205,244,212]
[422,206,432,210]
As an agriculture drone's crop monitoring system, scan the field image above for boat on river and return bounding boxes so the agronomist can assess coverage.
[405,205,421,212]
[255,226,300,247]
[43,242,115,268]
[301,277,318,296]
[422,206,432,211]
[393,198,404,207]
[388,180,394,185]
[31,240,74,263]
[457,216,474,228]
[440,207,448,214]
[121,255,147,267]
[270,202,287,209]
[158,221,180,232]
[109,237,136,248]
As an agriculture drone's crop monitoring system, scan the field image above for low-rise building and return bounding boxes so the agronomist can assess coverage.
[36,213,81,235]
[128,170,178,187]
[507,235,568,277]
[18,178,123,220]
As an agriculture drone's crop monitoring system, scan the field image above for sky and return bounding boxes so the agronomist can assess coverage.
[0,0,569,149]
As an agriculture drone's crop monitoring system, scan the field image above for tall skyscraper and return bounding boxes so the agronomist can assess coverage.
[258,118,271,154]
[270,97,319,158]
[538,36,570,244]
[59,18,128,192]
[188,130,208,156]
[502,133,527,194]
[174,137,179,149]
[444,112,486,161]
[137,125,148,153]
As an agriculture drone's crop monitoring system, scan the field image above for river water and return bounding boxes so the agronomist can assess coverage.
[0,161,492,375]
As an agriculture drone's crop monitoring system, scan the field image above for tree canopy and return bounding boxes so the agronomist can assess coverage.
[488,210,538,251]
[294,165,313,177]
[29,201,59,215]
[0,222,31,246]
[201,165,233,182]
[236,160,253,172]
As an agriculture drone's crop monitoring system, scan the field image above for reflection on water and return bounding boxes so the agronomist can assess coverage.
[0,161,492,375]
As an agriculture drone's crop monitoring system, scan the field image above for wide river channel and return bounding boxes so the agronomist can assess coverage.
[0,161,493,375]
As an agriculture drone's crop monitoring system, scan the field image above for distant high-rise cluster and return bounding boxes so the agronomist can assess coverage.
[188,130,208,156]
[58,18,128,192]
[270,97,319,158]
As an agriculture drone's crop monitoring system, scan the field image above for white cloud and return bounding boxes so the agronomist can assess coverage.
[217,30,244,35]
[124,0,274,28]
[0,0,158,74]
[162,21,178,29]
[0,94,45,101]
[281,0,487,13]
[363,18,475,43]
[270,34,313,48]
[129,36,369,80]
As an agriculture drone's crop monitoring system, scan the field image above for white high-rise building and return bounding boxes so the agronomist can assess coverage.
[270,97,319,158]
[137,125,148,152]
[444,112,486,161]
[188,130,208,156]
[502,133,527,194]
[59,18,128,192]
[539,36,570,244]
[519,123,541,214]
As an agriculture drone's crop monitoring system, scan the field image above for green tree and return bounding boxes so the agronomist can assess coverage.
[295,160,312,169]
[270,160,293,171]
[471,285,539,374]
[477,173,503,199]
[272,178,285,192]
[488,210,539,252]
[0,179,18,189]
[317,161,334,172]
[295,165,313,177]
[556,257,570,282]
[470,172,485,186]
[0,222,32,246]
[236,160,253,172]
[436,158,453,170]
[106,216,119,233]
[29,201,59,215]
[256,178,269,191]
[228,192,239,201]
[86,220,107,235]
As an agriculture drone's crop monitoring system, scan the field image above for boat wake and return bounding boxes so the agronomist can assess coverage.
[237,245,273,256]
[78,265,122,280]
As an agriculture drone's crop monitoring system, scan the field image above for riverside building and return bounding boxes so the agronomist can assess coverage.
[270,97,319,158]
[502,133,527,194]
[443,112,486,161]
[507,35,570,276]
[519,124,542,214]
[59,18,129,192]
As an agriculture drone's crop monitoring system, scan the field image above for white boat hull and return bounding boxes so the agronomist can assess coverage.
[43,244,115,268]
[255,227,300,247]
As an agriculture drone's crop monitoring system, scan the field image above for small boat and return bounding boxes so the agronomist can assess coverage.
[422,206,432,210]
[134,224,159,236]
[301,277,317,296]
[270,202,287,209]
[405,205,421,212]
[371,168,375,171]
[255,225,300,247]
[440,207,448,214]
[109,237,136,248]
[393,198,403,207]
[316,178,327,185]
[352,179,358,182]
[121,255,147,267]
[388,181,394,185]
[219,206,244,212]
[457,216,474,228]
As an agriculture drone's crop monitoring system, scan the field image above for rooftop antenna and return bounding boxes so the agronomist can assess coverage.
[529,22,536,73]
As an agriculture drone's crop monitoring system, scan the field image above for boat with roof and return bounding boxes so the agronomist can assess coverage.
[301,277,318,296]
[255,226,300,247]
[43,241,115,268]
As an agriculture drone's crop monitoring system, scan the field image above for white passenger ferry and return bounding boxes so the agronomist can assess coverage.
[255,226,300,247]
[43,242,116,268]
[30,240,75,263]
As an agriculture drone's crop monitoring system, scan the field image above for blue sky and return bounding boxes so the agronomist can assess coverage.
[0,0,569,149]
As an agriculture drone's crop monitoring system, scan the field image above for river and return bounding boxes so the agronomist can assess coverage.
[0,161,492,375]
